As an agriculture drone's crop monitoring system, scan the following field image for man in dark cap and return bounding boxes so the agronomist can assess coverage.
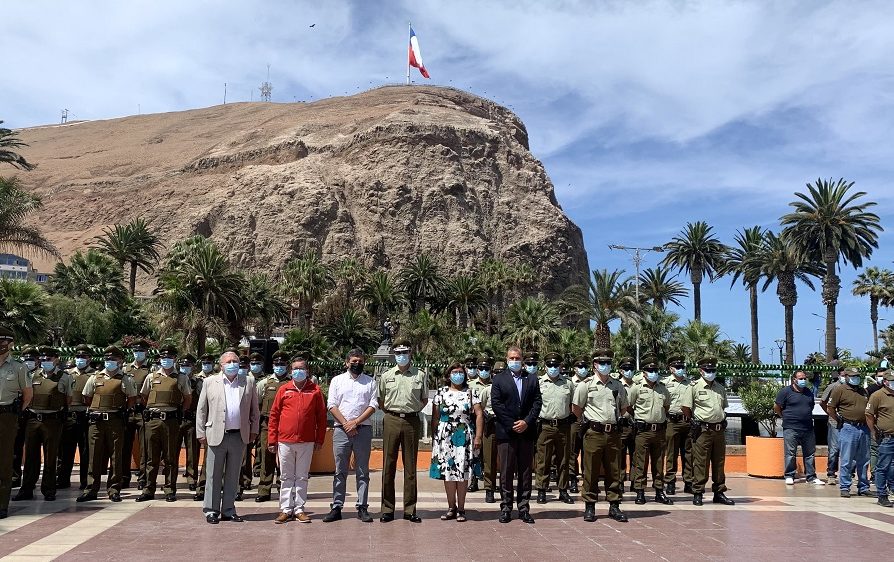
[194,353,216,500]
[11,345,38,489]
[684,357,735,506]
[663,354,693,495]
[866,370,894,507]
[464,355,482,493]
[177,353,202,493]
[0,327,32,518]
[122,338,152,489]
[255,350,292,502]
[628,356,673,505]
[827,366,871,498]
[567,357,590,495]
[535,352,575,504]
[239,352,265,498]
[474,355,499,503]
[616,356,635,491]
[58,343,94,490]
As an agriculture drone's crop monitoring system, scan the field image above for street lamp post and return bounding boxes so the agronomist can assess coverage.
[608,244,665,370]
[775,338,785,385]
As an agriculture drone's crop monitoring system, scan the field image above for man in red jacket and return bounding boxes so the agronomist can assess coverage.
[267,356,327,523]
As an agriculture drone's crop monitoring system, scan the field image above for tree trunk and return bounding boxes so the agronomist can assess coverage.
[129,261,137,297]
[822,254,840,360]
[871,295,879,353]
[749,284,760,363]
[784,304,794,364]
[196,325,206,356]
[692,281,702,322]
[594,322,611,349]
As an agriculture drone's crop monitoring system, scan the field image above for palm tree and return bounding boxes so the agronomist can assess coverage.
[0,176,58,257]
[639,267,688,311]
[0,121,35,170]
[399,253,446,313]
[723,226,766,363]
[333,258,367,303]
[562,269,638,348]
[756,231,824,363]
[781,178,882,359]
[321,308,380,352]
[636,305,681,362]
[49,248,128,309]
[670,321,735,364]
[661,221,729,322]
[0,278,48,342]
[281,253,334,330]
[852,267,894,353]
[479,258,512,334]
[357,271,406,330]
[402,310,450,360]
[553,327,592,366]
[447,275,488,329]
[236,273,289,339]
[93,218,162,297]
[503,296,560,351]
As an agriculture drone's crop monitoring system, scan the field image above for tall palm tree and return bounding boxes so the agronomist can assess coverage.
[756,231,823,363]
[0,278,48,342]
[446,275,488,330]
[357,270,405,331]
[479,258,512,334]
[0,121,35,170]
[852,267,894,353]
[781,178,882,359]
[49,248,128,309]
[0,176,58,257]
[639,267,688,311]
[561,269,638,348]
[399,253,446,314]
[503,296,560,351]
[281,253,335,330]
[93,217,162,297]
[670,321,735,364]
[402,309,450,359]
[235,273,289,339]
[553,327,592,366]
[661,221,729,322]
[723,226,766,363]
[321,308,380,353]
[333,257,367,303]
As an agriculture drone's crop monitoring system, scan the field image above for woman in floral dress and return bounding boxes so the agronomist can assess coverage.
[429,362,484,522]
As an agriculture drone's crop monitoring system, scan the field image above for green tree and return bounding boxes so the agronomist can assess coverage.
[503,296,560,351]
[321,308,380,354]
[0,278,48,342]
[723,226,766,363]
[661,221,729,322]
[46,294,115,346]
[446,275,487,330]
[0,176,58,257]
[562,269,638,348]
[781,178,882,359]
[234,273,289,339]
[280,329,339,363]
[670,320,734,364]
[93,218,162,297]
[0,121,35,170]
[282,253,334,330]
[402,309,451,361]
[479,258,512,334]
[333,257,367,303]
[852,266,894,353]
[399,253,446,314]
[552,327,592,366]
[49,248,128,309]
[638,267,687,311]
[357,271,405,329]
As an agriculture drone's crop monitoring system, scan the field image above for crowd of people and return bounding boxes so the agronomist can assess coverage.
[3,324,889,525]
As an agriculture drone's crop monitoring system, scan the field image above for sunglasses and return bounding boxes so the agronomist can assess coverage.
[525,361,538,366]
[703,369,716,374]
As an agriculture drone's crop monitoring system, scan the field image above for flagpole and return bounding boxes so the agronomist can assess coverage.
[407,22,411,85]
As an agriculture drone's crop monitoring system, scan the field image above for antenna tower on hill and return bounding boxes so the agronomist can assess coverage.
[260,64,272,102]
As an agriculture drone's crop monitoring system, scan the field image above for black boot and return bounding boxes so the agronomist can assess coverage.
[485,489,495,503]
[608,502,628,522]
[583,502,596,522]
[559,490,574,504]
[468,477,479,493]
[683,482,693,494]
[569,479,579,494]
[665,482,676,496]
[537,489,547,504]
[692,493,703,506]
[655,490,674,505]
[322,507,342,522]
[712,492,735,505]
[634,490,646,505]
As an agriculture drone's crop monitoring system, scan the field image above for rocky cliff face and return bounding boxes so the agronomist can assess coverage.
[16,85,589,297]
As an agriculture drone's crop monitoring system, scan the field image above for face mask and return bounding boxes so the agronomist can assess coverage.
[41,361,55,372]
[703,372,716,382]
[796,379,807,388]
[848,376,861,386]
[24,360,36,371]
[525,364,538,375]
[675,368,687,378]
[546,366,560,378]
[596,363,610,375]
[646,372,660,383]
[133,351,146,362]
[201,363,213,373]
[179,366,193,376]
[839,375,846,383]
[507,360,522,373]
[622,369,633,379]
[104,360,119,372]
[238,367,248,377]
[349,363,365,375]
[160,358,175,370]
[478,369,491,380]
[292,369,308,382]
[75,358,89,369]
[395,354,410,367]
[466,367,478,378]
[223,362,240,376]
[876,376,884,384]
[450,372,466,386]
[882,360,889,369]
[576,367,588,378]
[250,363,263,374]
[273,365,287,377]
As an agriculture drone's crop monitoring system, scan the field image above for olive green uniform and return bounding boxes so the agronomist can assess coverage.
[684,378,729,494]
[123,362,151,487]
[58,366,93,489]
[0,357,30,512]
[535,374,575,491]
[618,377,636,485]
[569,372,591,483]
[180,373,204,488]
[573,376,629,503]
[140,370,191,495]
[629,380,670,492]
[83,371,138,495]
[256,373,291,497]
[476,379,498,492]
[663,376,693,488]
[21,369,73,498]
[379,365,428,516]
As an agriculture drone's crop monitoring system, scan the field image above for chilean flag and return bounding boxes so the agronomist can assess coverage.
[408,26,430,79]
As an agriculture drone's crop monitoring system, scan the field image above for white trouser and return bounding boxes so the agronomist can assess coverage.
[278,441,314,514]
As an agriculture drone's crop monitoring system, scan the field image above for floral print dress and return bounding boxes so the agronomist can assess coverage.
[429,386,481,482]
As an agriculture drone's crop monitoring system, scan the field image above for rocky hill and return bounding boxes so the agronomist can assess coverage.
[16,85,589,297]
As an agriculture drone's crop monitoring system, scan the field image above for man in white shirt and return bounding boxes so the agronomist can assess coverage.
[322,348,378,523]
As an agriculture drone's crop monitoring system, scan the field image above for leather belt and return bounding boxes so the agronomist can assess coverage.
[384,410,418,419]
[668,412,684,422]
[697,420,726,431]
[843,418,867,427]
[26,410,65,421]
[68,410,88,421]
[144,409,181,421]
[0,403,19,414]
[88,411,125,423]
[584,419,617,433]
[226,428,241,434]
[635,421,667,431]
[540,416,574,427]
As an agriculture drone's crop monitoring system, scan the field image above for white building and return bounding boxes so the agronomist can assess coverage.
[0,253,49,284]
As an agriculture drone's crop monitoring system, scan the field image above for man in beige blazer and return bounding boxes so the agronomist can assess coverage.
[197,351,259,524]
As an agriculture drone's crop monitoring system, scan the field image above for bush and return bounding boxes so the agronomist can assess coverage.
[740,380,782,437]
[45,295,115,346]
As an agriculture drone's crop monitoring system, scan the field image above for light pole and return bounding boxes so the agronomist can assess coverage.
[607,244,665,370]
[775,338,785,384]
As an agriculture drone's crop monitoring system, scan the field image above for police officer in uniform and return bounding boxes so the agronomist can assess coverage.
[137,345,191,502]
[0,327,32,519]
[628,356,673,505]
[663,354,693,495]
[255,351,292,502]
[178,354,201,493]
[572,349,629,522]
[616,356,636,491]
[567,357,590,495]
[475,355,498,503]
[684,357,735,506]
[194,353,216,501]
[535,352,575,504]
[77,346,138,503]
[11,346,38,489]
[464,355,482,493]
[378,338,428,522]
[122,339,152,489]
[58,343,94,490]
[14,347,73,502]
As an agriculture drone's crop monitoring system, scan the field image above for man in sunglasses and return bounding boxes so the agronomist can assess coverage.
[663,355,694,495]
[474,355,499,503]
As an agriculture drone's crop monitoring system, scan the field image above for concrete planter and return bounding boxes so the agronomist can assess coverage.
[746,435,785,478]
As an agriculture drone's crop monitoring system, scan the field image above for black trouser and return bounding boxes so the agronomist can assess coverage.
[22,416,63,497]
[58,411,89,488]
[12,413,26,483]
[121,412,146,486]
[497,435,535,513]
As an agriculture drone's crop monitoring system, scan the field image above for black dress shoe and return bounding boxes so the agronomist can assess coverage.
[380,512,395,523]
[655,490,674,505]
[485,490,496,503]
[569,480,579,494]
[206,513,220,525]
[77,492,98,503]
[0,509,8,519]
[608,502,628,522]
[520,511,535,524]
[537,489,547,504]
[135,493,154,502]
[79,483,87,491]
[712,492,735,505]
[44,494,56,501]
[109,493,122,503]
[165,493,177,502]
[683,483,693,494]
[634,490,646,505]
[234,491,244,501]
[12,490,33,501]
[692,493,703,506]
[255,494,271,503]
[193,494,203,501]
[498,510,512,523]
[357,507,373,523]
[137,482,144,490]
[221,514,244,522]
[665,483,676,496]
[403,513,422,523]
[323,507,343,522]
[188,484,196,492]
[468,477,479,493]
[559,490,574,504]
[583,502,596,522]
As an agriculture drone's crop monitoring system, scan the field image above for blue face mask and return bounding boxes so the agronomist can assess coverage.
[250,363,263,374]
[160,358,175,370]
[525,364,538,375]
[223,362,240,376]
[201,363,213,373]
[546,366,560,378]
[41,361,55,372]
[596,363,610,375]
[24,360,36,371]
[796,378,807,388]
[395,354,410,367]
[75,358,89,369]
[467,367,478,378]
[104,360,119,372]
[703,372,717,382]
[675,368,687,378]
[507,360,522,373]
[646,372,660,383]
[576,367,588,378]
[179,365,193,376]
[133,351,146,362]
[622,369,633,379]
[292,369,308,382]
[450,372,466,386]
[238,367,249,377]
[273,365,288,377]
[478,369,491,380]
[848,376,861,386]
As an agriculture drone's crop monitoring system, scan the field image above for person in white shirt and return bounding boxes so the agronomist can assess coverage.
[322,348,378,523]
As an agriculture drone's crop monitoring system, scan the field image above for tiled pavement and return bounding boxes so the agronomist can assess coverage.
[3,470,894,561]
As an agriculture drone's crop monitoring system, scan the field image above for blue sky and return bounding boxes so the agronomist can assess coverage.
[3,1,893,360]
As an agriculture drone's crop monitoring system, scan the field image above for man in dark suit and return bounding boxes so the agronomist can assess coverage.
[491,346,542,524]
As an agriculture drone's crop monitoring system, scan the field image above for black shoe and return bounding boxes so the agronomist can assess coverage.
[403,513,422,523]
[44,494,56,501]
[137,482,144,490]
[655,490,674,505]
[221,514,244,522]
[379,512,394,523]
[608,502,628,522]
[255,494,271,503]
[109,493,122,503]
[357,507,373,523]
[840,490,851,498]
[189,484,196,492]
[693,493,703,506]
[683,483,693,494]
[665,483,676,496]
[499,509,512,523]
[11,477,21,488]
[468,478,479,493]
[323,507,343,522]
[193,494,203,501]
[569,480,579,494]
[0,509,7,519]
[76,492,97,503]
[253,470,260,477]
[135,493,154,502]
[485,490,496,504]
[11,490,32,501]
[165,493,177,502]
[583,502,596,522]
[559,490,574,504]
[520,511,535,524]
[879,496,894,508]
[206,512,219,524]
[537,489,547,504]
[634,490,646,505]
[858,489,876,497]
[79,483,87,491]
[235,491,244,501]
[712,492,735,505]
